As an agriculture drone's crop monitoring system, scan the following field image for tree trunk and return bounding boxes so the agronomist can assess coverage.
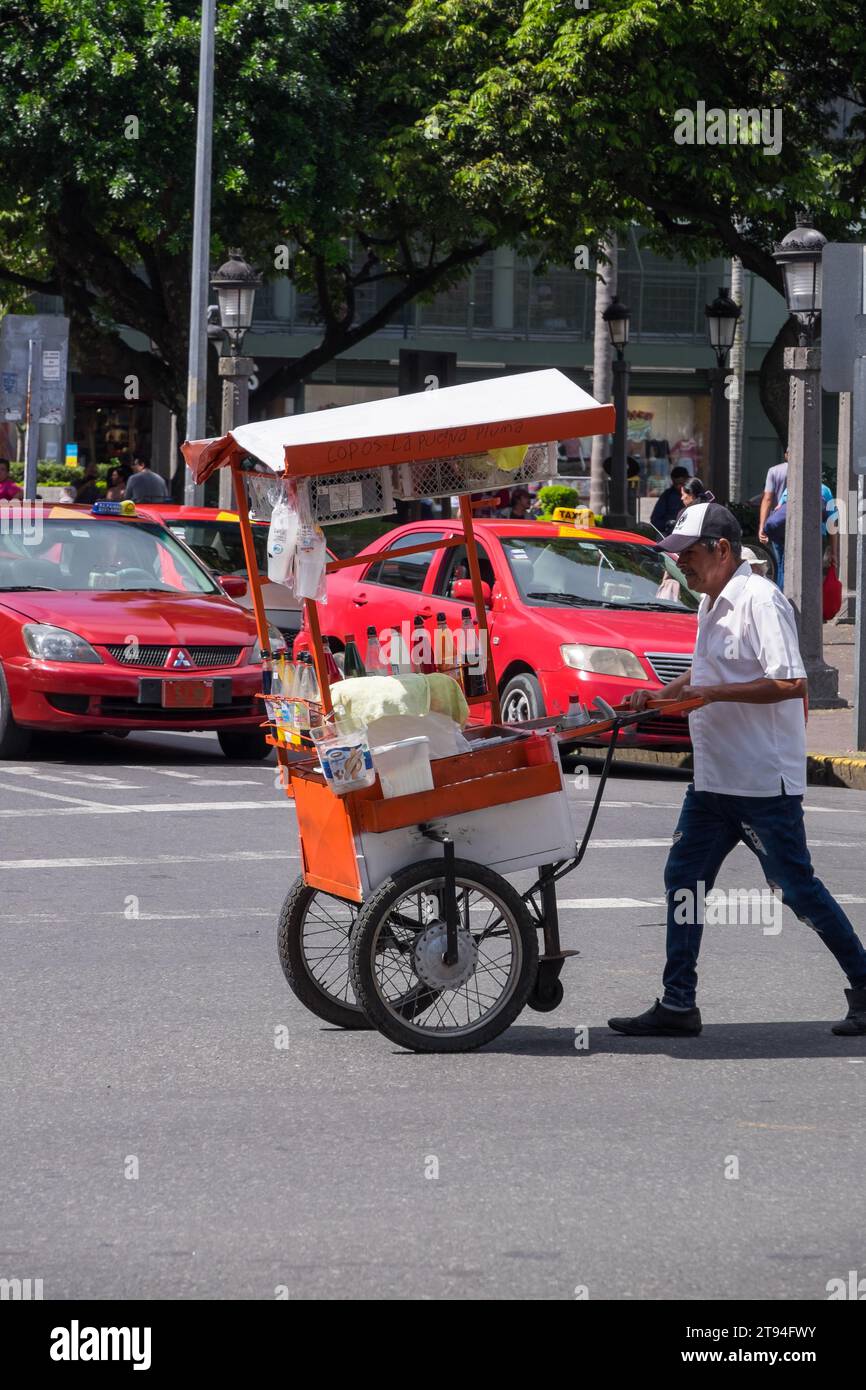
[590,238,616,514]
[728,254,745,501]
[759,314,800,449]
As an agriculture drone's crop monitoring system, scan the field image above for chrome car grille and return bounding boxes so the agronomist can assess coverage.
[105,644,243,668]
[644,651,692,685]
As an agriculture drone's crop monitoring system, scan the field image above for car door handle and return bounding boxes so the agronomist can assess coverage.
[418,605,433,616]
[352,593,368,606]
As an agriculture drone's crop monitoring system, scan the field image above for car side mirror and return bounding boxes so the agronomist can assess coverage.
[218,574,248,599]
[452,578,491,607]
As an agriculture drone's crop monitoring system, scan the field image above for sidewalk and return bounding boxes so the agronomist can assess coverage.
[802,622,866,787]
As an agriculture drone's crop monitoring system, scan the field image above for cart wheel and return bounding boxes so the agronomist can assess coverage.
[277,877,372,1030]
[349,859,538,1053]
[527,978,564,1013]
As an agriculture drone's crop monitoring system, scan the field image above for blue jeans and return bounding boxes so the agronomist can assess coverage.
[662,786,866,1009]
[770,539,784,589]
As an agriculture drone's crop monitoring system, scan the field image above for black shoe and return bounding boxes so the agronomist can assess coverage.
[608,998,702,1037]
[831,986,866,1036]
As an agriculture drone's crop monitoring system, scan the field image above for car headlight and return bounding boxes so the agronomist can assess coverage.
[252,625,288,661]
[22,624,103,664]
[560,643,647,679]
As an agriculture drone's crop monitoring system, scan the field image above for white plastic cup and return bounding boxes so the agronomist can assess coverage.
[317,731,375,794]
[371,736,433,799]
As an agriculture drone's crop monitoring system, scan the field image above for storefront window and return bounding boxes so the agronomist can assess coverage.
[555,393,712,505]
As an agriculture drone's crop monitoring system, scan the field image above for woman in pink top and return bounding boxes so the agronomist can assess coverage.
[0,459,23,501]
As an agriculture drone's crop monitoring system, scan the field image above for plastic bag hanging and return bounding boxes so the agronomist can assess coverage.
[267,480,299,585]
[294,481,328,603]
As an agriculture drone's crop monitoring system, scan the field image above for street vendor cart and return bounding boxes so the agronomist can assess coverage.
[183,369,700,1052]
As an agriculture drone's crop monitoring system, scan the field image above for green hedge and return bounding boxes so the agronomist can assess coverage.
[7,461,112,488]
[536,484,579,518]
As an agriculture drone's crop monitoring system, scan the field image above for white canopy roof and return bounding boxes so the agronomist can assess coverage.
[182,368,614,482]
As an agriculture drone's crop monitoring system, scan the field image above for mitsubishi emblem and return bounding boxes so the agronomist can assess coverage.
[170,649,193,669]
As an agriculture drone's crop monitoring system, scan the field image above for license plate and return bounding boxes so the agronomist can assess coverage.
[161,679,214,709]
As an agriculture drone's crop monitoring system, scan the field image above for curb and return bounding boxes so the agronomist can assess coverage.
[563,744,866,789]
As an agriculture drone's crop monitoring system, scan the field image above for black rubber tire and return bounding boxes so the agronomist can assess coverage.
[349,858,538,1053]
[500,671,545,724]
[277,876,371,1030]
[0,664,32,759]
[526,978,565,1013]
[217,728,271,760]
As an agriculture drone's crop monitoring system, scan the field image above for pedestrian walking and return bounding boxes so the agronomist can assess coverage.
[758,450,788,586]
[124,456,168,503]
[608,501,866,1038]
[650,465,691,534]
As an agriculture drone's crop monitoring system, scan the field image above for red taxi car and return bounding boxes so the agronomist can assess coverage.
[0,504,283,759]
[298,518,698,748]
[150,504,307,642]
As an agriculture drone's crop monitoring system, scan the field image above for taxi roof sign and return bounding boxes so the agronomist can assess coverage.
[553,505,596,526]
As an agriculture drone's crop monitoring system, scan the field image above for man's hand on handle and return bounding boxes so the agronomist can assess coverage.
[624,668,693,712]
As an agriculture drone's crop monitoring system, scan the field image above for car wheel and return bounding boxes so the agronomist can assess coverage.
[217,728,271,760]
[0,664,32,759]
[500,671,545,724]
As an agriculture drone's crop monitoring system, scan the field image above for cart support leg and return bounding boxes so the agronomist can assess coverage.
[538,863,562,959]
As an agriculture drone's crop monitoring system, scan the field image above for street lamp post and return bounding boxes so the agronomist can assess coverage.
[704,286,741,502]
[184,0,216,506]
[602,296,631,526]
[211,249,261,510]
[773,215,842,707]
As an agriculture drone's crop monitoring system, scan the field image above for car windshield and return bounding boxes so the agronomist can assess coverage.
[164,520,267,576]
[500,534,699,611]
[0,519,219,594]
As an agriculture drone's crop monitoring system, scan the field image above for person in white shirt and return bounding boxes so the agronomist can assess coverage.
[608,501,866,1038]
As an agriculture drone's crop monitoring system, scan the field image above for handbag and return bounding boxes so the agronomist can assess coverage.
[823,562,842,621]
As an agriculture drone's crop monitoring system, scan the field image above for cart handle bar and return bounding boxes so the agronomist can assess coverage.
[556,694,703,746]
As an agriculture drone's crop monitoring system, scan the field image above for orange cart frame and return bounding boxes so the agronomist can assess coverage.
[182,371,701,1021]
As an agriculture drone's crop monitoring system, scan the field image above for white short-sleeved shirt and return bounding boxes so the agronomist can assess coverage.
[688,561,807,797]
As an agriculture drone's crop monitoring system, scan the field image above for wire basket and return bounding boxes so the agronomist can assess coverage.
[391,441,555,499]
[299,468,394,525]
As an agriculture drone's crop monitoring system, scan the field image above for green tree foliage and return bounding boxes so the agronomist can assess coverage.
[0,0,568,426]
[1,0,864,437]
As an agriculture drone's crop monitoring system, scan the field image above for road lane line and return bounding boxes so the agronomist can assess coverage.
[0,800,287,818]
[0,781,115,808]
[0,849,296,870]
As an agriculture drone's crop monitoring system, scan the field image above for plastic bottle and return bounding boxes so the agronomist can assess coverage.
[276,658,296,743]
[303,653,323,733]
[293,653,318,732]
[467,619,486,698]
[389,627,411,676]
[322,638,341,686]
[435,612,458,679]
[342,633,366,679]
[411,615,430,675]
[460,609,475,694]
[365,625,389,676]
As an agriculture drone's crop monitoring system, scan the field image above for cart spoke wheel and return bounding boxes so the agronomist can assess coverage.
[277,877,372,1030]
[350,860,538,1053]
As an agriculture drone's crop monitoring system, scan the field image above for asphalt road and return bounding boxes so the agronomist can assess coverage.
[2,731,865,1301]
